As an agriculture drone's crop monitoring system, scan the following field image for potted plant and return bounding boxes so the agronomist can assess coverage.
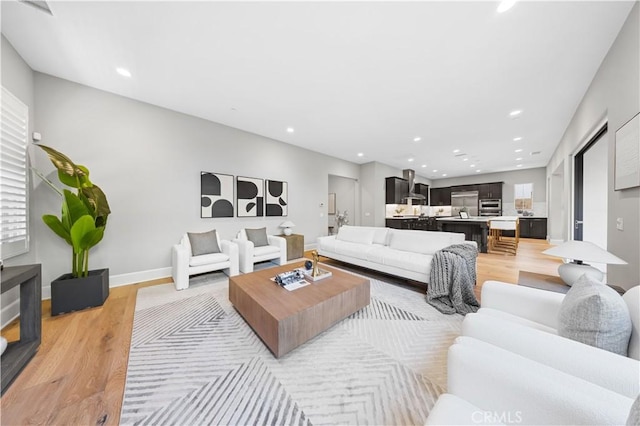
[35,145,111,316]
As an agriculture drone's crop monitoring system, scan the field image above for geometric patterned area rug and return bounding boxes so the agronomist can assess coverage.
[119,268,463,425]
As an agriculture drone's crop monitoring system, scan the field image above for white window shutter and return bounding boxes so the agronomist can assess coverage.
[1,87,29,260]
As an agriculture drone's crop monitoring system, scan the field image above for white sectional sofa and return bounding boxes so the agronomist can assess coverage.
[317,225,473,283]
[427,281,640,425]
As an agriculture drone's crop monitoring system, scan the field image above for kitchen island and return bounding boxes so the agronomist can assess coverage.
[436,217,490,253]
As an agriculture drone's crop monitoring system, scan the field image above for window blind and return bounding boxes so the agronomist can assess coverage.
[1,87,29,259]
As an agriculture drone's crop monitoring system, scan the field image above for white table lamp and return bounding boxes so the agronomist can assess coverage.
[542,240,627,286]
[279,221,296,236]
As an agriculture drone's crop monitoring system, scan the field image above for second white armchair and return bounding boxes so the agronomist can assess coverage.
[234,228,287,273]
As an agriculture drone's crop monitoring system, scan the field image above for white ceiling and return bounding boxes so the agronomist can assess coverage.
[2,1,635,180]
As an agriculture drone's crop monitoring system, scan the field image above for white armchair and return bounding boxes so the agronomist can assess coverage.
[172,233,239,291]
[233,228,287,273]
[427,281,640,425]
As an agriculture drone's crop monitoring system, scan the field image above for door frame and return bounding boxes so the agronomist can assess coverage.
[571,119,608,240]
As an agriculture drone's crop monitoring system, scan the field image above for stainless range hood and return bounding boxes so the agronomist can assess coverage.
[402,169,426,202]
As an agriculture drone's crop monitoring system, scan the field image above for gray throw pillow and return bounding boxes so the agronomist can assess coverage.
[245,228,269,247]
[558,274,632,356]
[188,230,221,256]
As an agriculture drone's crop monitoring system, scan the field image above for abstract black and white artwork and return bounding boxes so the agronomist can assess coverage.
[201,172,234,218]
[265,180,288,216]
[237,176,264,217]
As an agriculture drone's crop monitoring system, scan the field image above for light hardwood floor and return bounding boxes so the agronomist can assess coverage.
[0,238,561,425]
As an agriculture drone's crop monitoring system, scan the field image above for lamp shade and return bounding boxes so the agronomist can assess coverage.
[279,221,295,236]
[542,241,627,265]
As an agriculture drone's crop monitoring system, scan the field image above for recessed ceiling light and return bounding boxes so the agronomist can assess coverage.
[513,137,522,141]
[509,110,522,117]
[413,137,422,142]
[433,169,438,173]
[515,157,523,161]
[286,127,295,133]
[463,158,469,162]
[421,164,427,168]
[442,173,447,177]
[408,158,414,162]
[517,164,523,168]
[470,164,476,168]
[497,0,516,13]
[357,152,364,157]
[476,170,481,173]
[515,149,523,153]
[116,67,131,78]
[453,149,460,153]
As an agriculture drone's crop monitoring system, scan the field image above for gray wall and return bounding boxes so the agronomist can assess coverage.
[432,167,547,205]
[1,35,37,325]
[546,3,639,290]
[328,175,357,228]
[29,73,360,297]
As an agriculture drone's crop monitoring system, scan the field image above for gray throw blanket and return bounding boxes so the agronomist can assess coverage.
[426,243,480,315]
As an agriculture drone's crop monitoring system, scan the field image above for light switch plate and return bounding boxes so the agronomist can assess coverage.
[616,217,623,230]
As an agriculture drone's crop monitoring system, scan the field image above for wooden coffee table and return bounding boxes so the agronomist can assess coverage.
[229,262,370,357]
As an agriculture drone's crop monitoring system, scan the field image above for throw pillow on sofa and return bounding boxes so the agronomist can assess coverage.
[188,229,221,256]
[245,228,269,247]
[558,274,632,356]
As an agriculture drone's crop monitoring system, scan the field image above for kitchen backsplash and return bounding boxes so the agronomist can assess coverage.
[385,203,545,218]
[502,202,547,217]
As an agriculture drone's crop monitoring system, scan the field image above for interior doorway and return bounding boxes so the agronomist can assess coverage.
[548,161,565,244]
[573,123,608,272]
[328,175,359,234]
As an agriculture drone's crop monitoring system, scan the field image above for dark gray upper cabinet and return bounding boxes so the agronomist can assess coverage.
[430,187,452,206]
[385,177,409,204]
[414,183,430,205]
[478,182,503,199]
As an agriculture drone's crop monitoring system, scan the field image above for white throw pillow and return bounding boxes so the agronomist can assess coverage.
[336,226,375,245]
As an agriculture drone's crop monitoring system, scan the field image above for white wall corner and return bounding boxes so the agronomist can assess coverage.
[1,299,20,329]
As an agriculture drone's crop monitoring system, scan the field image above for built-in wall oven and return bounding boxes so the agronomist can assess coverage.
[479,199,502,216]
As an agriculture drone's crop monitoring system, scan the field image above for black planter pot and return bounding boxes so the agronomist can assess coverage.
[51,268,109,316]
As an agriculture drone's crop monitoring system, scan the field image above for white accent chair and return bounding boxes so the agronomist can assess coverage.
[172,234,239,290]
[427,282,640,425]
[233,229,287,273]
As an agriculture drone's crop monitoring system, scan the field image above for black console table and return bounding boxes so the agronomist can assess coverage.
[1,264,42,395]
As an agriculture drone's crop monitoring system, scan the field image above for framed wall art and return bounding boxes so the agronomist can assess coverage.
[615,113,640,190]
[201,172,234,218]
[265,180,288,216]
[237,176,264,217]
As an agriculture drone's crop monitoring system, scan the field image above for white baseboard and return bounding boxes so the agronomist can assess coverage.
[549,239,564,245]
[109,267,172,288]
[39,267,172,302]
[2,267,172,329]
[304,243,317,250]
[1,299,20,329]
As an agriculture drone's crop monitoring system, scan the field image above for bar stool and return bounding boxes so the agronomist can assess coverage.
[488,216,519,255]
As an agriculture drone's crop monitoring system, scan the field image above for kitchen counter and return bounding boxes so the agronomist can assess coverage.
[436,217,491,223]
[436,218,490,253]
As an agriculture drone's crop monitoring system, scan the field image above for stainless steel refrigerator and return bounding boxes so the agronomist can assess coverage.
[451,191,479,217]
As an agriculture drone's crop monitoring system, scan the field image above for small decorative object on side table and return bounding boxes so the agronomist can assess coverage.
[280,233,304,261]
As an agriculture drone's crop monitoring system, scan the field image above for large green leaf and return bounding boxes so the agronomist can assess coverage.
[42,214,71,245]
[63,190,90,225]
[69,215,95,254]
[81,185,111,219]
[80,227,104,250]
[37,145,90,189]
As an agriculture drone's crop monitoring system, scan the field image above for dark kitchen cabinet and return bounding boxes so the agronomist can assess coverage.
[519,218,547,239]
[385,177,409,204]
[385,219,402,229]
[414,183,430,205]
[478,182,503,200]
[430,187,451,206]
